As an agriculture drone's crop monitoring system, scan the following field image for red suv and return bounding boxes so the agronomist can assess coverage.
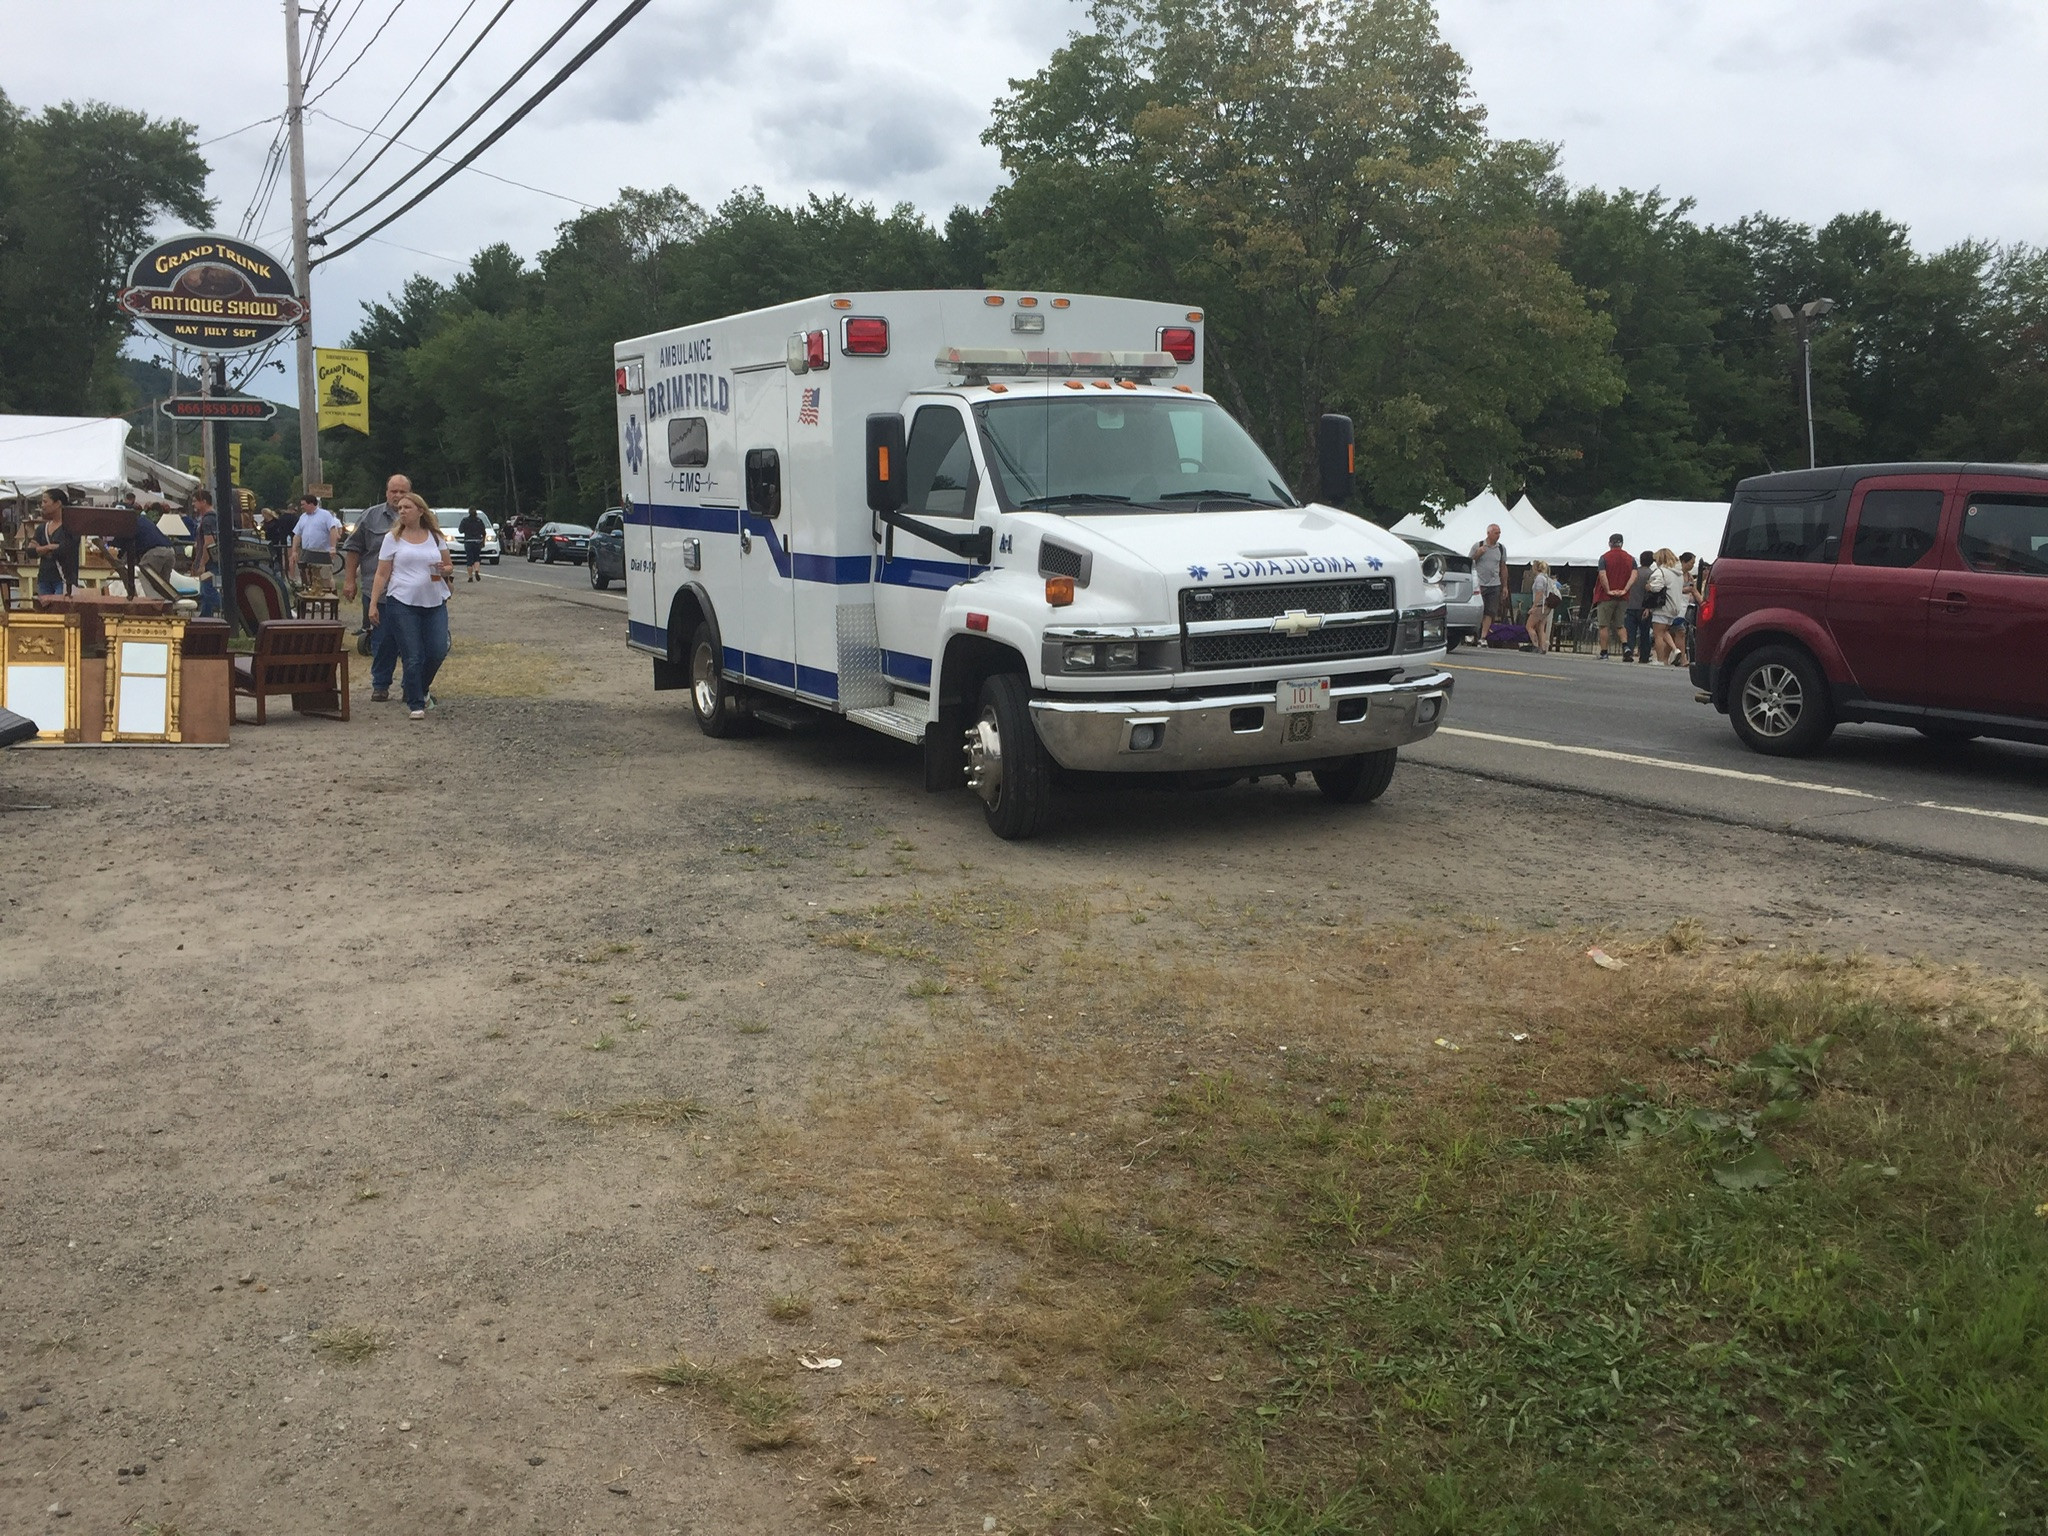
[1692,463,2048,755]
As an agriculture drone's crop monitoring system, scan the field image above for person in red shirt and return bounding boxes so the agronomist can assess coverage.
[1593,532,1635,659]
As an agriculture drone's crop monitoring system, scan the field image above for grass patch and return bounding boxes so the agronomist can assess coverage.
[585,1033,615,1052]
[554,1097,704,1127]
[632,1356,802,1449]
[309,1325,381,1363]
[759,892,2048,1533]
[431,640,564,698]
[766,1293,812,1322]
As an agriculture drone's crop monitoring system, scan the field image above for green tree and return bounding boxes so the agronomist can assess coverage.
[0,88,211,414]
[984,0,1621,520]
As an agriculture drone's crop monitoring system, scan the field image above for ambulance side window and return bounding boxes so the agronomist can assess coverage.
[906,405,977,519]
[744,448,781,518]
[668,416,709,468]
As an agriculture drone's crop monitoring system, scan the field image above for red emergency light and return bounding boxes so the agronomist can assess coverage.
[842,316,889,356]
[805,330,830,370]
[1157,326,1197,364]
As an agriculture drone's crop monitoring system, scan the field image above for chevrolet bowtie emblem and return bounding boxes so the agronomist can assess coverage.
[1271,609,1323,636]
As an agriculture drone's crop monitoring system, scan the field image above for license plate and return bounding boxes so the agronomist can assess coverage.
[1278,677,1330,714]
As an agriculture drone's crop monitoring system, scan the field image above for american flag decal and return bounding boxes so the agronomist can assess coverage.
[798,387,820,425]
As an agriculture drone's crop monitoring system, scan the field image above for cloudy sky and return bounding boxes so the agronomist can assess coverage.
[12,0,2047,402]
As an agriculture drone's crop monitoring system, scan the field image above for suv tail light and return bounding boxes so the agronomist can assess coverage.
[1698,586,1716,628]
[842,316,889,355]
[1157,326,1197,363]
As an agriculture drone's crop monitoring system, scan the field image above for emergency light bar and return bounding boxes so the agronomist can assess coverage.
[936,347,1179,383]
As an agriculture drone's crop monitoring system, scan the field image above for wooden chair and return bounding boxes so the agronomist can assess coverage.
[232,620,350,724]
[298,593,340,620]
[235,567,293,628]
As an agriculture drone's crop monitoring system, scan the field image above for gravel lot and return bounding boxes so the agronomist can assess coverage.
[2,577,2040,1534]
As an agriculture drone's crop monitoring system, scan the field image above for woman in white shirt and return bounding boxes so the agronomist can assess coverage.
[1647,547,1687,665]
[1525,560,1559,654]
[366,493,454,719]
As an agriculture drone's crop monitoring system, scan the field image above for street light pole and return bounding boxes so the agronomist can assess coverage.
[1771,298,1836,470]
[283,0,322,497]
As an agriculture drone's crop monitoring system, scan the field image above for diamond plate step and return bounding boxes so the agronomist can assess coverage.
[847,706,926,743]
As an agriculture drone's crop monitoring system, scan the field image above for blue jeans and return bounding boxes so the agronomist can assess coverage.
[360,594,400,692]
[382,598,449,710]
[198,572,219,618]
[35,570,66,596]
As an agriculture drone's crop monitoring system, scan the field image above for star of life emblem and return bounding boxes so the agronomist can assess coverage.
[624,413,644,475]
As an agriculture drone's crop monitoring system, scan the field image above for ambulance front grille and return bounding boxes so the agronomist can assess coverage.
[1179,577,1398,670]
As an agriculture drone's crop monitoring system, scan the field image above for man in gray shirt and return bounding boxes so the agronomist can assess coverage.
[341,473,408,701]
[1469,522,1507,643]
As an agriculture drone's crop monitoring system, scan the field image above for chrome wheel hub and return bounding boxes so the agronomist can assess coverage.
[1741,663,1802,738]
[692,644,718,718]
[963,712,1003,807]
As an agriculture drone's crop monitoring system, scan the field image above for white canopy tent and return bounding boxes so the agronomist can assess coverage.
[1390,489,1555,554]
[1522,499,1732,569]
[0,415,133,499]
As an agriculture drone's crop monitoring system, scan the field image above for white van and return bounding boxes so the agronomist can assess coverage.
[613,291,1452,839]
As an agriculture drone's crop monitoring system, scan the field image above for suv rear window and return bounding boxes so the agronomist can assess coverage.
[1722,492,1844,562]
[1852,489,1944,568]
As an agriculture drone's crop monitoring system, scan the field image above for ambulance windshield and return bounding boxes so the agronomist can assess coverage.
[973,396,1296,513]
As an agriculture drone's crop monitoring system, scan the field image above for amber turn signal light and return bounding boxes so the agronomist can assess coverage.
[1045,576,1076,607]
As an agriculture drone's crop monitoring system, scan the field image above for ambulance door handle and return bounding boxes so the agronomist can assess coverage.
[739,525,752,554]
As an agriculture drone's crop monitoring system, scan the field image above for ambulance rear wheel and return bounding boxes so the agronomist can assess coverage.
[1313,749,1398,804]
[968,673,1052,840]
[688,622,743,738]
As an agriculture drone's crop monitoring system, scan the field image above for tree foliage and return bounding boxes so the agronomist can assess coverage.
[0,88,211,415]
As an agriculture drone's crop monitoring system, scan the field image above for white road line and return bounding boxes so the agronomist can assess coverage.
[487,571,625,601]
[1434,727,1883,799]
[1914,800,2048,828]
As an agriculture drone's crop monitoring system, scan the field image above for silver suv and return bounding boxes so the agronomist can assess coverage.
[1401,536,1480,650]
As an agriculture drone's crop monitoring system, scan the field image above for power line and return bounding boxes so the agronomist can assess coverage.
[311,108,596,210]
[304,0,410,107]
[199,113,283,149]
[311,0,651,267]
[305,0,368,82]
[310,0,516,215]
[316,0,604,237]
[237,127,289,237]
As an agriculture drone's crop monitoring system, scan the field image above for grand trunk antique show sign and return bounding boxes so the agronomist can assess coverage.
[119,233,305,352]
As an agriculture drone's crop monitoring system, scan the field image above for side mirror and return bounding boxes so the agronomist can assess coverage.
[1317,414,1355,506]
[866,413,906,515]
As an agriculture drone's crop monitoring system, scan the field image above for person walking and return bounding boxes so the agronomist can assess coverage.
[366,492,453,721]
[342,475,408,699]
[188,489,220,618]
[458,507,487,582]
[1469,523,1508,644]
[1622,550,1654,662]
[1525,560,1559,654]
[1647,547,1688,665]
[1593,532,1632,659]
[291,493,340,594]
[29,490,78,596]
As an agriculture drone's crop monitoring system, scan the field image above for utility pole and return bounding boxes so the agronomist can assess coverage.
[1770,298,1837,470]
[284,0,322,498]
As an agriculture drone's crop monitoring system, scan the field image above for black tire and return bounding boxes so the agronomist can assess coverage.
[967,672,1053,840]
[590,561,609,590]
[1445,631,1465,653]
[1916,724,1981,743]
[543,546,555,564]
[526,545,539,563]
[687,622,743,738]
[1728,644,1835,757]
[1313,749,1399,804]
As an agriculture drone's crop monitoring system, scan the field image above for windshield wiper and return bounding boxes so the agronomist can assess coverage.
[1018,492,1133,509]
[1152,489,1290,507]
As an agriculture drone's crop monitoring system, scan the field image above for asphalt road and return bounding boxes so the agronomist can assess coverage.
[490,561,2048,879]
[1410,642,2048,880]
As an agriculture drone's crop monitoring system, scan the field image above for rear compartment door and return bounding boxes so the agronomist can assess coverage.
[1823,473,1951,706]
[615,357,658,647]
[1923,475,2048,720]
[733,369,797,689]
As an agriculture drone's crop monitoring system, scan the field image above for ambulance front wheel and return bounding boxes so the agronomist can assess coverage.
[967,673,1053,840]
[688,622,744,738]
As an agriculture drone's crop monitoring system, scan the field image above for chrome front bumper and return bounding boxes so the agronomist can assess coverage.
[1029,671,1453,774]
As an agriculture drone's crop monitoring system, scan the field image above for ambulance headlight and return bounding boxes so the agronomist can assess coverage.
[1106,641,1139,668]
[1063,643,1102,670]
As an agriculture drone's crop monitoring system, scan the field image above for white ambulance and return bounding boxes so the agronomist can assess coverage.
[612,291,1453,839]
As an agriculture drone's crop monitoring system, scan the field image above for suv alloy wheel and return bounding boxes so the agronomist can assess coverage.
[1728,644,1835,757]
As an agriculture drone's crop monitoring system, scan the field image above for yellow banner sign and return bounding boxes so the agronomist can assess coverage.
[185,444,243,483]
[316,348,370,435]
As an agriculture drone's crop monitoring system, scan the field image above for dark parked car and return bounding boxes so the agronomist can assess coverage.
[525,521,593,565]
[1693,462,2048,755]
[587,508,626,589]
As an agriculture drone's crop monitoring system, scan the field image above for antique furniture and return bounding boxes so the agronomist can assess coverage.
[232,619,349,724]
